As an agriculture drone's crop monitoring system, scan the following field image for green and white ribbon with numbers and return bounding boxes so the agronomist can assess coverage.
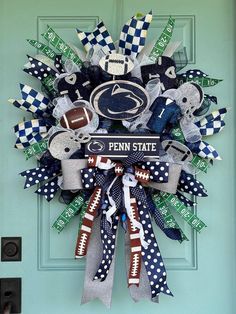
[52,195,84,233]
[191,154,211,173]
[149,16,175,62]
[153,194,189,242]
[42,26,83,66]
[159,192,206,232]
[27,39,57,60]
[24,139,48,160]
[178,76,223,87]
[171,125,185,143]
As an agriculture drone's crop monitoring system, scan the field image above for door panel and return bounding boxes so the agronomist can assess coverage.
[0,0,235,313]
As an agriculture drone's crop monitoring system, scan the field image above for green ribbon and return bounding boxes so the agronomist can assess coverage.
[77,200,89,234]
[149,16,175,62]
[191,154,210,173]
[171,125,185,143]
[178,76,223,87]
[160,192,206,232]
[24,139,48,160]
[52,195,84,233]
[153,194,188,242]
[42,26,83,66]
[42,74,57,98]
[27,39,57,60]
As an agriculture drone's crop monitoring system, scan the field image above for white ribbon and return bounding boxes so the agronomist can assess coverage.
[122,173,148,249]
[106,176,119,225]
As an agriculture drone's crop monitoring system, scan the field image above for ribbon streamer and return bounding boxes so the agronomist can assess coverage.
[195,108,227,127]
[93,214,119,281]
[119,11,153,59]
[153,194,188,242]
[52,195,84,232]
[138,203,173,298]
[125,232,154,302]
[160,192,206,232]
[27,39,57,60]
[187,140,221,160]
[9,84,51,117]
[75,186,102,258]
[23,140,48,160]
[190,154,210,173]
[14,119,49,149]
[81,217,117,308]
[178,74,222,87]
[176,191,196,208]
[24,55,59,81]
[42,26,82,66]
[127,198,142,286]
[149,16,175,62]
[77,21,115,54]
[178,170,208,197]
[35,176,60,201]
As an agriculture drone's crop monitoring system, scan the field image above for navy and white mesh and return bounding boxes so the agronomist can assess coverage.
[77,21,115,54]
[118,11,153,59]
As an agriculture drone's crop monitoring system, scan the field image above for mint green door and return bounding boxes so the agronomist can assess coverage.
[1,0,235,313]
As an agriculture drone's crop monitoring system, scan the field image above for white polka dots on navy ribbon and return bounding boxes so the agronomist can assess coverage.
[54,55,65,74]
[180,69,208,80]
[35,176,59,202]
[178,170,208,197]
[23,55,59,81]
[93,214,119,281]
[130,184,147,205]
[20,166,55,188]
[176,191,196,207]
[138,202,173,297]
[141,161,169,183]
[80,168,97,189]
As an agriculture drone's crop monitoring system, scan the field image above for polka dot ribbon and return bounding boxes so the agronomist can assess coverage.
[177,170,208,197]
[93,213,119,282]
[138,202,173,298]
[23,55,59,81]
[20,163,61,201]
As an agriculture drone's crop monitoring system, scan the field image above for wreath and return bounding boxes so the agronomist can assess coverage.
[10,11,226,307]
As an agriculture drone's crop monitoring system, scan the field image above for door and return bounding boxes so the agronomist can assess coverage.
[0,0,235,313]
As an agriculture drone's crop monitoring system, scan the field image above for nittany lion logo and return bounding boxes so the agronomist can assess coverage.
[90,80,150,120]
[87,140,105,153]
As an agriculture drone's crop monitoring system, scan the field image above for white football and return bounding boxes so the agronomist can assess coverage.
[99,53,134,76]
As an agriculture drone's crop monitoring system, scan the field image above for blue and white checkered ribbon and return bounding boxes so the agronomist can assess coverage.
[9,84,51,117]
[77,21,115,54]
[119,11,153,59]
[14,119,49,149]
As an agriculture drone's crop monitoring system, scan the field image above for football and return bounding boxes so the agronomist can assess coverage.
[162,140,193,162]
[60,106,93,130]
[99,53,134,76]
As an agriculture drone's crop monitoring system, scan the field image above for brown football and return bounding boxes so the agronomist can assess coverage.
[60,107,93,130]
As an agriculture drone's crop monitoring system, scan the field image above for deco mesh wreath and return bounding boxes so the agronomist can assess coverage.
[10,11,226,307]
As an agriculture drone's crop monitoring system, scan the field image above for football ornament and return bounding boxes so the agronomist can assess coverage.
[90,80,150,120]
[60,106,93,130]
[162,139,193,162]
[99,53,134,76]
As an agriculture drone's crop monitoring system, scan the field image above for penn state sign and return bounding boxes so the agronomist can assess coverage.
[85,134,160,159]
[90,80,150,120]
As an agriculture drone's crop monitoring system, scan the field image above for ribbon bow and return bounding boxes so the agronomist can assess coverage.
[74,152,172,297]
